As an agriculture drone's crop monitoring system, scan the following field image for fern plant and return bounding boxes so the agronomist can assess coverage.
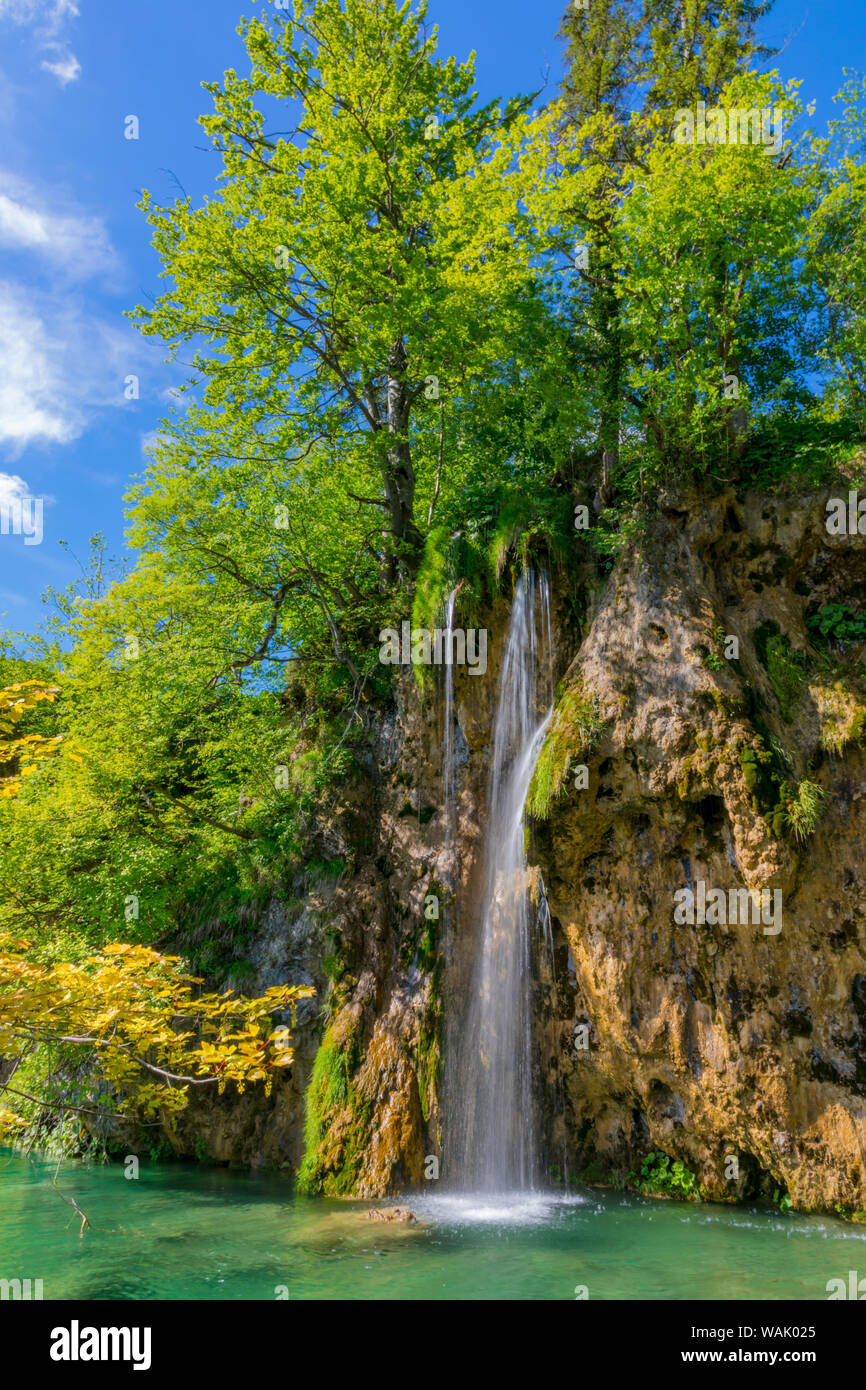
[779,778,826,843]
[411,485,574,640]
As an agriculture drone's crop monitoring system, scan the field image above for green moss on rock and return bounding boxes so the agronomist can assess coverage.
[417,1018,440,1126]
[813,679,866,758]
[753,620,807,721]
[527,681,604,820]
[296,1024,371,1196]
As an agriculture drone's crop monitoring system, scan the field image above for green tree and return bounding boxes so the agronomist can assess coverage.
[135,0,530,581]
[556,0,779,482]
[806,73,866,438]
[615,73,817,473]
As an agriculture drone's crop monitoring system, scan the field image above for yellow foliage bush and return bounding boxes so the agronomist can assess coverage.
[0,935,314,1134]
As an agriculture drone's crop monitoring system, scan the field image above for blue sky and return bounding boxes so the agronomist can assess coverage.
[0,0,862,636]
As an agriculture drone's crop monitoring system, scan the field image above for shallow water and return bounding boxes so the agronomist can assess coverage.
[0,1149,860,1300]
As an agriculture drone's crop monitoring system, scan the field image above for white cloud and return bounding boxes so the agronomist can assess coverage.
[0,169,164,458]
[0,470,31,506]
[0,171,115,278]
[0,472,52,555]
[0,298,71,446]
[40,51,80,84]
[0,470,54,505]
[0,280,143,453]
[0,1,78,23]
[0,0,80,85]
[49,0,78,24]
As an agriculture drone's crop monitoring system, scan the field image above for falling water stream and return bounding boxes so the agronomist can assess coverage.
[441,585,459,893]
[449,571,555,1191]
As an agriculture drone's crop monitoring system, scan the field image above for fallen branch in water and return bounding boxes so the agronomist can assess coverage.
[52,1155,90,1237]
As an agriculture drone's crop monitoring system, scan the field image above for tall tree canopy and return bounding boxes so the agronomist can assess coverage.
[135,0,533,581]
[555,0,780,478]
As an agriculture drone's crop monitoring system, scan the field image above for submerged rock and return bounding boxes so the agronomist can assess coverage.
[364,1206,417,1223]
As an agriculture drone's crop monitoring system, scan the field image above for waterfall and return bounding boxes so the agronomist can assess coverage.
[449,570,554,1192]
[441,585,459,892]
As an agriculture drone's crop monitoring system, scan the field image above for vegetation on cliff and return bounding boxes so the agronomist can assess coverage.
[527,684,605,820]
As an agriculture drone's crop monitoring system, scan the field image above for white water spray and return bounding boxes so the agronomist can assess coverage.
[449,570,554,1191]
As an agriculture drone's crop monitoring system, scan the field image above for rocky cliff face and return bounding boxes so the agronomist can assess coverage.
[535,484,866,1211]
[131,481,866,1214]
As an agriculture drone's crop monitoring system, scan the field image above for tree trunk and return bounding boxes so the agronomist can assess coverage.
[383,338,422,577]
[590,235,622,498]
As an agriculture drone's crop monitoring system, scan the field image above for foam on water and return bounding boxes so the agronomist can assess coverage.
[412,1189,587,1228]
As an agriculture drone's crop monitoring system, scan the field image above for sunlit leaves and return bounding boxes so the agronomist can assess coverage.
[0,935,314,1132]
[0,682,62,798]
[805,73,866,436]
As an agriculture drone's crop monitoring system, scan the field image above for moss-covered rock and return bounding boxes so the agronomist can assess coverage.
[296,1022,371,1196]
[527,681,605,820]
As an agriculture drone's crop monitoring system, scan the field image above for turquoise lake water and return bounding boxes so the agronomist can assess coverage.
[0,1148,861,1300]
